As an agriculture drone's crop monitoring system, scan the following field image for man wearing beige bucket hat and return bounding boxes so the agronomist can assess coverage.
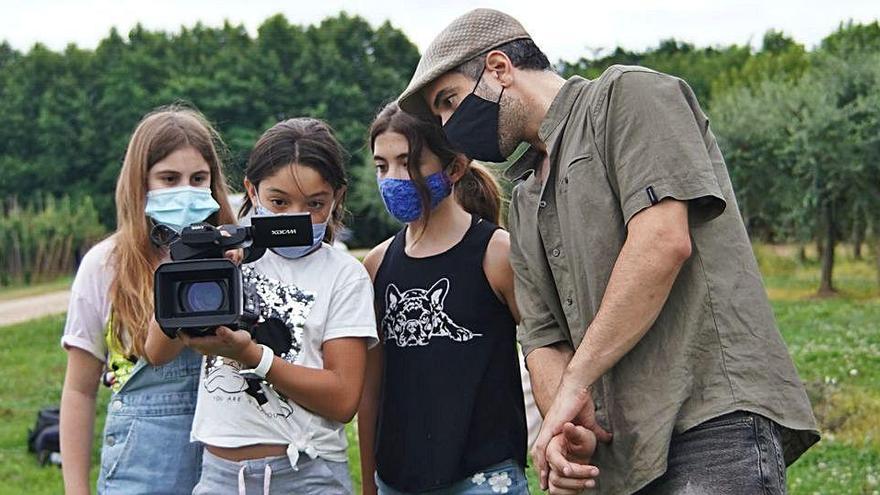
[397,8,819,495]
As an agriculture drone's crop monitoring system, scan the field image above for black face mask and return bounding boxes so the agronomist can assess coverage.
[442,71,507,163]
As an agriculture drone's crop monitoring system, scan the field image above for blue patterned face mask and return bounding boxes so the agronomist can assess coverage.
[144,185,219,232]
[253,201,329,259]
[378,171,452,224]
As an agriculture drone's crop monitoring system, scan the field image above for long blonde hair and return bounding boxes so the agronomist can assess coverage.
[110,105,236,358]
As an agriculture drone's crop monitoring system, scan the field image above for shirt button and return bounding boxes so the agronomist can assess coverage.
[539,200,547,208]
[566,297,574,306]
[111,400,123,412]
[552,248,561,257]
[105,435,115,446]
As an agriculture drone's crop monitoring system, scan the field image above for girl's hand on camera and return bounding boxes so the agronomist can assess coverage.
[178,326,259,365]
[217,229,244,264]
[224,248,244,265]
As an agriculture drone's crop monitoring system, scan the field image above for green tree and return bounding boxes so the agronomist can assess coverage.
[0,14,419,247]
[711,31,809,99]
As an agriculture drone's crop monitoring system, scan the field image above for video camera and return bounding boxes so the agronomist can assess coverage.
[153,214,313,338]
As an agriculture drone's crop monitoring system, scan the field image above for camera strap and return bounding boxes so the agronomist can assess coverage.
[149,223,180,247]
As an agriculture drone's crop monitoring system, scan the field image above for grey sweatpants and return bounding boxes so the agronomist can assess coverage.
[192,449,352,495]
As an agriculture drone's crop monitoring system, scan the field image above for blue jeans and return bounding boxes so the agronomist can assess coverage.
[193,449,352,495]
[376,459,529,495]
[97,348,203,495]
[636,411,787,494]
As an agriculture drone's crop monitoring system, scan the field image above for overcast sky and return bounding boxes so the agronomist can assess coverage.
[1,0,877,61]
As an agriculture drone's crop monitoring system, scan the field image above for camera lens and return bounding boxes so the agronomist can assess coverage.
[181,281,225,312]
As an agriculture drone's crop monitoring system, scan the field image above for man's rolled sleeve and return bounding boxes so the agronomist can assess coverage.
[604,70,727,225]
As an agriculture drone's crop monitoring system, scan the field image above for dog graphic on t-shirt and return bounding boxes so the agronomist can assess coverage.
[383,278,480,347]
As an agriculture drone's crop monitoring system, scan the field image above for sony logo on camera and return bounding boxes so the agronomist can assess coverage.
[271,229,298,235]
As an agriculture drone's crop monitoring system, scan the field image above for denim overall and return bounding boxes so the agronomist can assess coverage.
[96,346,203,494]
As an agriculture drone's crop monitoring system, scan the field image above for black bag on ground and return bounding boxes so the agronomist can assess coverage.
[27,407,61,466]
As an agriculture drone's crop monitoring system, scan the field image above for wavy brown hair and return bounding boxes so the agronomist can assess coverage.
[110,105,236,358]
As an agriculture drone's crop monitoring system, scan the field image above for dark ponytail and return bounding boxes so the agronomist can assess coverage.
[369,102,503,225]
[454,162,502,225]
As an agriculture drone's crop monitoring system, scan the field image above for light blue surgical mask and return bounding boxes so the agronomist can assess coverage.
[253,202,329,259]
[145,185,220,232]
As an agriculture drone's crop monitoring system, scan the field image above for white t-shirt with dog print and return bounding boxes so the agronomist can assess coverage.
[190,244,377,467]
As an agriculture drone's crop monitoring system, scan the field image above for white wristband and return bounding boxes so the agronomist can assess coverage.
[239,344,274,380]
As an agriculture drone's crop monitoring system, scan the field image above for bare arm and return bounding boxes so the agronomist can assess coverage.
[526,343,574,415]
[265,337,367,423]
[563,199,691,391]
[358,345,383,495]
[144,318,185,366]
[356,239,391,495]
[60,347,103,495]
[532,199,692,486]
[183,330,367,423]
[484,229,522,324]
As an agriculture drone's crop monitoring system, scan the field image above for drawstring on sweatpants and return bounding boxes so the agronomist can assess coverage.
[237,464,273,495]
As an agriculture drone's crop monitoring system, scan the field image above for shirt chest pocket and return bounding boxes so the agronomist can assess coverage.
[559,151,621,221]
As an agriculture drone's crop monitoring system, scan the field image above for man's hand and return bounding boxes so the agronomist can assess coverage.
[547,423,600,494]
[179,326,259,365]
[532,380,611,490]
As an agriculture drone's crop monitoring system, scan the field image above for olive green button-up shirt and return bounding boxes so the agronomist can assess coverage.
[506,66,819,494]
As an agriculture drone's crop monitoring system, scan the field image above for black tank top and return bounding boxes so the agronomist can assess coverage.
[373,214,527,492]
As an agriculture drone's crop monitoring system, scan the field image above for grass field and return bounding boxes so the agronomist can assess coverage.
[0,246,877,494]
[0,276,72,302]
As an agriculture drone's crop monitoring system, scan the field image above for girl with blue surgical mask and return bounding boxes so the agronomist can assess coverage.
[147,118,376,494]
[60,105,237,494]
[358,102,532,495]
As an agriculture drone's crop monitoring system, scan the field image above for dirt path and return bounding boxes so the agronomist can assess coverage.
[0,290,70,327]
[0,248,369,328]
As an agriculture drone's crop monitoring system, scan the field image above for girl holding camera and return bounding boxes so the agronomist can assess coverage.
[147,117,376,494]
[60,106,238,494]
[357,103,529,495]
